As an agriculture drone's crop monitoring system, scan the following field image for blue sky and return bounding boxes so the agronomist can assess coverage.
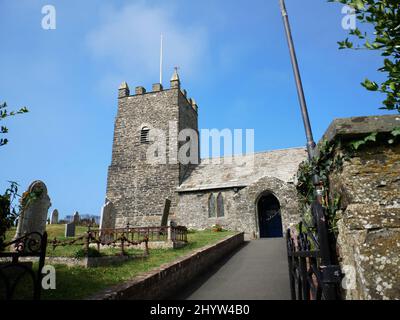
[0,0,394,219]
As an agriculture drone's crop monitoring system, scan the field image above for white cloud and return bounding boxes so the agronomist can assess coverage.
[86,2,208,86]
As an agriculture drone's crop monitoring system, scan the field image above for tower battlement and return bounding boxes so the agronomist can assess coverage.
[118,71,198,113]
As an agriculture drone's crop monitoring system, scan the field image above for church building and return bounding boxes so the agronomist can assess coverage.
[106,70,307,239]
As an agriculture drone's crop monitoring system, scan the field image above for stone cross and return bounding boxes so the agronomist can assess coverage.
[50,209,59,224]
[99,200,116,243]
[14,180,51,239]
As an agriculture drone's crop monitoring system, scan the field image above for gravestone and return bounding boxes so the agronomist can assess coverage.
[73,211,80,224]
[50,209,59,224]
[161,199,172,227]
[65,222,75,237]
[99,200,116,243]
[167,220,177,241]
[14,180,51,239]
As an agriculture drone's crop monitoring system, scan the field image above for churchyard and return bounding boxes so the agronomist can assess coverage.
[1,0,399,303]
[3,224,235,299]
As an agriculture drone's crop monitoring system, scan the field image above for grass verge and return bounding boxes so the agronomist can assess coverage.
[4,226,236,300]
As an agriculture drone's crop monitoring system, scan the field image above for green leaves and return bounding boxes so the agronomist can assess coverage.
[0,181,20,252]
[350,132,378,150]
[350,130,400,149]
[338,38,354,49]
[353,0,365,10]
[392,127,400,137]
[362,79,379,91]
[330,0,400,112]
[0,101,29,147]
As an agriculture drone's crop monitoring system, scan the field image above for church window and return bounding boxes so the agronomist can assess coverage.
[208,193,216,218]
[141,127,150,144]
[217,193,224,217]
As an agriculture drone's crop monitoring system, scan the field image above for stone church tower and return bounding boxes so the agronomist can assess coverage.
[106,70,199,227]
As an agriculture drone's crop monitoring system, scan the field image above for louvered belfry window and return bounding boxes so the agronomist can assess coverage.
[140,127,150,144]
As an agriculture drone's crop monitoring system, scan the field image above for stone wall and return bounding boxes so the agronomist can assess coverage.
[323,115,400,300]
[106,80,198,228]
[177,176,301,239]
[176,148,306,239]
[88,232,244,300]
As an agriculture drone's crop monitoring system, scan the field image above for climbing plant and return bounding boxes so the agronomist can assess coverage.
[0,182,19,251]
[0,182,43,252]
[296,139,346,233]
[296,128,400,234]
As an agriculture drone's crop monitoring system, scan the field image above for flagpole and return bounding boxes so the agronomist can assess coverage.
[160,34,163,85]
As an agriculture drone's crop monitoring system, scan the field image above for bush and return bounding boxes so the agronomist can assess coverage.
[74,247,102,259]
[0,182,19,251]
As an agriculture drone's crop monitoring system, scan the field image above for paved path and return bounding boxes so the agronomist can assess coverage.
[177,238,291,300]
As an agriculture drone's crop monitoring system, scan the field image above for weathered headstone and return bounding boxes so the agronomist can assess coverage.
[65,222,75,238]
[161,199,172,227]
[50,209,59,224]
[73,211,80,224]
[14,180,51,239]
[99,200,116,243]
[167,220,177,241]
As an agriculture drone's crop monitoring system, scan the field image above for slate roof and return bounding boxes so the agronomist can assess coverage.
[177,147,307,192]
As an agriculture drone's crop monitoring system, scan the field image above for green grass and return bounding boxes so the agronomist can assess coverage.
[5,226,236,300]
[6,225,90,257]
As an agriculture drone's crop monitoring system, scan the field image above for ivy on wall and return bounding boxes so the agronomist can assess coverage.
[296,128,400,235]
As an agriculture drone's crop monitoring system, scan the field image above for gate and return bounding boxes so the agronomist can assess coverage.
[286,201,342,300]
[0,232,48,300]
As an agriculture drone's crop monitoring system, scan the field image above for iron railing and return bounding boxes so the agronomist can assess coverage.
[50,226,149,256]
[50,225,188,256]
[287,201,342,300]
[0,232,48,300]
[90,225,188,244]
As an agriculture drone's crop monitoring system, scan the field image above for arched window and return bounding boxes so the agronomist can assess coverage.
[208,193,216,218]
[217,193,224,217]
[140,127,150,144]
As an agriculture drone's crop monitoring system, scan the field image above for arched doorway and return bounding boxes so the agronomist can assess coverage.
[257,193,283,238]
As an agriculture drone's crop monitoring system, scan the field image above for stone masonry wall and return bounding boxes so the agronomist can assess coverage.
[89,232,244,300]
[106,85,198,228]
[332,143,400,300]
[324,115,400,300]
[177,176,300,239]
